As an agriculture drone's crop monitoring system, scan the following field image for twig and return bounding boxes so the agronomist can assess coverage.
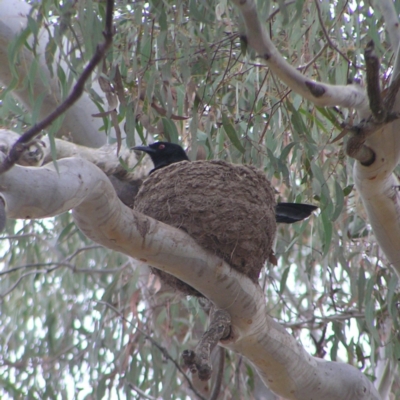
[0,258,126,280]
[64,244,103,261]
[266,1,296,22]
[0,262,74,277]
[314,0,360,69]
[0,0,114,174]
[0,270,48,298]
[297,43,328,71]
[128,384,157,400]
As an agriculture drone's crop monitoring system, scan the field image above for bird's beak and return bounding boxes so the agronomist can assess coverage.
[131,145,155,154]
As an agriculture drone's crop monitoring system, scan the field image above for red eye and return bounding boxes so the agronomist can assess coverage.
[158,144,165,150]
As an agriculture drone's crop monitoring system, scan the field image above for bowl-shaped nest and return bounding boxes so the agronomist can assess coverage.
[134,160,276,296]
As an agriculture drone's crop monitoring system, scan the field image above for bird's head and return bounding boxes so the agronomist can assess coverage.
[132,141,189,172]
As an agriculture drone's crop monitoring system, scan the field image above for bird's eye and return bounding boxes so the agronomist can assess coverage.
[158,144,165,150]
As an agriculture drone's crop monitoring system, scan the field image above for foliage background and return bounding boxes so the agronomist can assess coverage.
[0,0,399,398]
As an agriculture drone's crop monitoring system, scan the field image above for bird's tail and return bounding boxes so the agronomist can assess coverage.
[276,203,317,224]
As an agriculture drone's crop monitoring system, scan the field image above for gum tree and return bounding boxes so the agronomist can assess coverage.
[0,1,399,399]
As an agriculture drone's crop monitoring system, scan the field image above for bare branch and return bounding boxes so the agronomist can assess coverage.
[314,0,360,69]
[128,384,157,400]
[182,309,231,381]
[365,41,386,122]
[297,43,328,71]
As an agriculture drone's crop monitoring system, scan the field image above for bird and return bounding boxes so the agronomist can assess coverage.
[133,141,317,224]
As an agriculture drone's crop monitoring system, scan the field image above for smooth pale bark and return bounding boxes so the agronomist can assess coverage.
[231,0,369,111]
[0,0,106,147]
[231,0,400,273]
[377,0,400,55]
[353,120,400,271]
[0,129,151,180]
[0,158,380,400]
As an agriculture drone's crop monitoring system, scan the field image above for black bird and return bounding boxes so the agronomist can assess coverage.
[133,142,317,224]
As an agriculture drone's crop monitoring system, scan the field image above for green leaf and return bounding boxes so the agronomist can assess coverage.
[279,266,291,294]
[286,99,307,137]
[45,37,57,77]
[267,148,289,182]
[357,266,366,312]
[96,376,107,400]
[387,274,398,319]
[7,26,32,78]
[125,103,137,148]
[364,277,381,344]
[31,92,45,124]
[240,36,248,56]
[280,142,297,161]
[222,113,245,153]
[321,212,332,257]
[331,180,344,221]
[316,107,342,130]
[162,117,179,143]
[57,222,76,243]
[343,184,354,196]
[97,273,121,311]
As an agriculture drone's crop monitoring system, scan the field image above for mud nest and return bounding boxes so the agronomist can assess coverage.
[134,160,277,296]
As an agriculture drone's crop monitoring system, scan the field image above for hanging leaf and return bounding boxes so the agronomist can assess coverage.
[222,112,245,153]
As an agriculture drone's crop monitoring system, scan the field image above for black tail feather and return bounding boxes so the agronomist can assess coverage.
[276,203,318,224]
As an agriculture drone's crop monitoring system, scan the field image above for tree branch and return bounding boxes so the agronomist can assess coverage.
[0,157,381,399]
[0,129,150,182]
[344,43,400,166]
[182,308,231,381]
[231,0,369,110]
[365,41,386,123]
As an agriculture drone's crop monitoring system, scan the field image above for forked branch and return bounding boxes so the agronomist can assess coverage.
[345,42,400,165]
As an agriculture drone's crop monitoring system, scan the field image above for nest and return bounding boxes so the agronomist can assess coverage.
[134,160,277,296]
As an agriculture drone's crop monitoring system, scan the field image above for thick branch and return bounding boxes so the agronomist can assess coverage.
[0,158,380,400]
[0,129,151,182]
[232,0,369,111]
[354,161,400,272]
